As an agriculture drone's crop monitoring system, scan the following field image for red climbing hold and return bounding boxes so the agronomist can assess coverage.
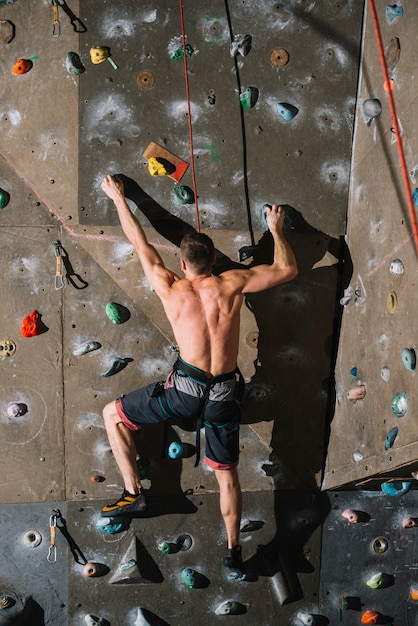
[21,310,42,337]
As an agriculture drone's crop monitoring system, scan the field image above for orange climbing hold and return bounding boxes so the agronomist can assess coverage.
[411,589,418,601]
[361,609,380,624]
[21,310,42,337]
[12,58,33,75]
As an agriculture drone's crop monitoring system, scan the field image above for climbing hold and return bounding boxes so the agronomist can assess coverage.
[380,366,390,382]
[350,367,358,377]
[136,70,155,89]
[208,90,216,105]
[23,529,42,548]
[276,102,298,121]
[83,562,107,578]
[230,33,252,58]
[90,474,105,483]
[296,612,317,626]
[177,534,193,551]
[147,156,168,177]
[66,51,86,75]
[240,86,259,109]
[170,43,194,61]
[391,391,407,417]
[362,99,382,127]
[96,516,130,534]
[73,341,102,356]
[173,185,194,205]
[0,596,15,609]
[381,480,412,496]
[372,537,388,554]
[353,450,363,462]
[7,402,28,418]
[20,310,43,337]
[366,572,392,589]
[269,47,289,67]
[119,558,137,572]
[341,509,360,523]
[402,348,416,372]
[385,37,401,70]
[84,616,110,626]
[0,338,16,358]
[168,441,183,459]
[411,589,418,601]
[386,4,404,23]
[158,541,177,555]
[0,188,10,208]
[100,357,133,378]
[105,302,128,324]
[0,19,15,44]
[12,58,33,75]
[215,601,245,616]
[361,610,381,624]
[347,384,366,404]
[402,517,417,528]
[246,331,259,348]
[413,188,418,207]
[90,46,118,69]
[181,567,197,588]
[387,291,397,313]
[385,426,398,450]
[389,258,404,275]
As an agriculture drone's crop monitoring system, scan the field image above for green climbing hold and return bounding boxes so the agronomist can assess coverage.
[240,86,259,109]
[171,44,194,60]
[158,541,176,554]
[181,567,197,588]
[0,188,10,209]
[173,185,195,205]
[105,302,129,324]
[119,559,137,572]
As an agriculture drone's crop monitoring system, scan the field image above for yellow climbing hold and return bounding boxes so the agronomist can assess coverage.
[148,157,168,177]
[90,46,110,64]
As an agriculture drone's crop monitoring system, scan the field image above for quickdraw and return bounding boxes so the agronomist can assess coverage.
[47,511,57,562]
[51,0,60,37]
[52,239,65,290]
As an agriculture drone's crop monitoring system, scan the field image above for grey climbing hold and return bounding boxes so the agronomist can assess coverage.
[389,258,404,275]
[391,391,408,417]
[66,51,86,75]
[215,600,245,615]
[402,348,416,372]
[168,441,183,459]
[240,86,259,109]
[381,365,391,382]
[386,4,404,23]
[84,616,110,626]
[73,341,101,356]
[230,33,252,58]
[7,402,28,417]
[296,612,318,626]
[0,19,15,44]
[385,426,398,450]
[23,529,42,548]
[276,102,298,121]
[362,98,382,127]
[100,357,133,377]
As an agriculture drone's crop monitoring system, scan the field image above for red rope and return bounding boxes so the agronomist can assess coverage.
[179,0,200,232]
[368,0,418,255]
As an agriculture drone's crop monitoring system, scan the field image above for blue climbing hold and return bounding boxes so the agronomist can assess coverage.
[276,102,298,121]
[391,391,408,417]
[181,567,197,588]
[402,348,416,372]
[385,426,398,450]
[350,367,358,377]
[412,188,418,208]
[381,481,412,496]
[386,5,404,23]
[96,516,130,534]
[168,441,183,459]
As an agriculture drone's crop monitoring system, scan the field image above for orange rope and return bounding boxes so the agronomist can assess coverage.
[179,0,200,232]
[368,0,418,255]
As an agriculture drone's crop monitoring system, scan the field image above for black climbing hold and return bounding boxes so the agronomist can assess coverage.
[0,188,10,209]
[66,51,86,75]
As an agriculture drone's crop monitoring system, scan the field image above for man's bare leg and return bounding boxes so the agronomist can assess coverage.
[103,401,142,495]
[215,467,242,548]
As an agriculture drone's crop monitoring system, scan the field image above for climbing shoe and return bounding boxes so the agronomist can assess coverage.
[223,544,246,578]
[101,489,147,517]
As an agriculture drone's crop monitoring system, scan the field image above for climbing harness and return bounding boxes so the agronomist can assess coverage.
[51,0,60,37]
[52,239,65,290]
[47,511,57,562]
[368,0,418,255]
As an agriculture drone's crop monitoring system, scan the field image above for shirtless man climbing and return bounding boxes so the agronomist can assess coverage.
[100,174,298,575]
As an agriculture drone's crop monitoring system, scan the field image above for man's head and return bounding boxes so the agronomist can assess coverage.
[180,232,216,276]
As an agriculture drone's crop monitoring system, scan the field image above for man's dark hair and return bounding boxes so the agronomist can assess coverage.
[180,232,215,274]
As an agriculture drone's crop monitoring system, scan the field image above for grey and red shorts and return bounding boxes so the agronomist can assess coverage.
[115,358,241,470]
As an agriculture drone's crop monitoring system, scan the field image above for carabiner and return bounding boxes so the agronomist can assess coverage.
[52,0,60,37]
[47,512,57,562]
[52,239,65,290]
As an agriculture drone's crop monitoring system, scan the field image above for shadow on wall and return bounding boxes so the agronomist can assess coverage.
[117,175,353,494]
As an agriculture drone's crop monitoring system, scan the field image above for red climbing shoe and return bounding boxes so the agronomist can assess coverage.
[101,489,147,517]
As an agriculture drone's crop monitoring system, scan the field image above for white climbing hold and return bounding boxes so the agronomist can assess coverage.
[389,258,404,275]
[296,611,317,625]
[215,601,242,615]
[84,616,110,626]
[23,529,42,548]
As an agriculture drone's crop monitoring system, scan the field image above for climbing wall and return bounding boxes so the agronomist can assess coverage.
[0,0,365,624]
[323,1,418,490]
